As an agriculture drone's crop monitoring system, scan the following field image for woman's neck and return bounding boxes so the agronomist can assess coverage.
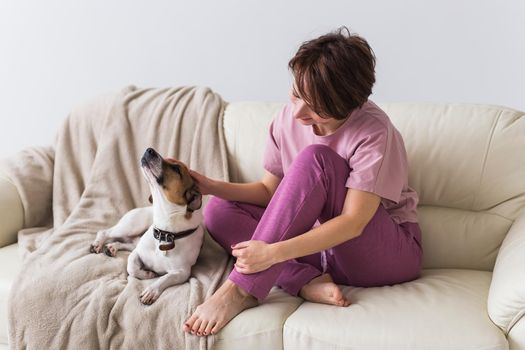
[313,117,348,136]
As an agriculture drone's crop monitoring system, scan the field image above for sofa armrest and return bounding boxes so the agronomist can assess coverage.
[0,174,23,247]
[488,213,525,335]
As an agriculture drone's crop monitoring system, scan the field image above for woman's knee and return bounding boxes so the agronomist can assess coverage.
[203,196,235,234]
[298,144,334,159]
[295,144,346,169]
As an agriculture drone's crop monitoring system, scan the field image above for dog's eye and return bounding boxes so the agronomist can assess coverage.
[156,175,164,185]
[170,164,181,175]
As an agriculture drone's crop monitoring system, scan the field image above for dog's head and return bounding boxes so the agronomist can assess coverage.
[141,148,202,215]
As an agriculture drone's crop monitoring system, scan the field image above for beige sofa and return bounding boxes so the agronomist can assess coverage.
[1,100,525,349]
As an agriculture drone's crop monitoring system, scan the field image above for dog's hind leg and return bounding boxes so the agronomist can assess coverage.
[127,250,157,280]
[91,207,153,254]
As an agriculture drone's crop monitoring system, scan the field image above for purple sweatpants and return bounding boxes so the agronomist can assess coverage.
[205,144,423,301]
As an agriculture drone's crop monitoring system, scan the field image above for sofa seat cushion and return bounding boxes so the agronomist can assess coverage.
[214,286,303,349]
[0,243,21,346]
[283,269,507,350]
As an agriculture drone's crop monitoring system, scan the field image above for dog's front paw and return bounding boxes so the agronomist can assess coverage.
[140,286,161,305]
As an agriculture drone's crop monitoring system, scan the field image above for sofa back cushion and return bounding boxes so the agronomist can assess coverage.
[223,102,525,271]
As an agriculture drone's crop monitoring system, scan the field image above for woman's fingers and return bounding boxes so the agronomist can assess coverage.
[235,263,252,274]
[231,241,251,250]
[189,170,201,181]
[188,170,212,195]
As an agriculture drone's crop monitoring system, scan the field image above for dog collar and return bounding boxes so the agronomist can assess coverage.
[153,226,198,251]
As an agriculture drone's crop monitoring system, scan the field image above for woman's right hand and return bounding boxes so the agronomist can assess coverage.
[189,169,217,196]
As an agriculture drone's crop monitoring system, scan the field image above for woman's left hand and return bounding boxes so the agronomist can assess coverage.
[231,240,278,274]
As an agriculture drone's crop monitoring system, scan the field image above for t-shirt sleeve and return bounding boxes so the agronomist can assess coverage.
[262,115,284,178]
[345,126,406,204]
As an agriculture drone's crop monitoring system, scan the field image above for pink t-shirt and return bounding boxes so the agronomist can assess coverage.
[263,100,419,224]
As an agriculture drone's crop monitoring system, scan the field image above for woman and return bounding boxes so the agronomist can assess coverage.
[183,27,422,337]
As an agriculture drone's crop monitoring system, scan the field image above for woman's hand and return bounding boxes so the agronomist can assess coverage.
[231,240,280,274]
[188,169,217,196]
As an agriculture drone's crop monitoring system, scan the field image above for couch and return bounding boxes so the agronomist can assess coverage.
[1,97,524,349]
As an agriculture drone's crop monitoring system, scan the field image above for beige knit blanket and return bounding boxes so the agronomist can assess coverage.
[4,86,233,349]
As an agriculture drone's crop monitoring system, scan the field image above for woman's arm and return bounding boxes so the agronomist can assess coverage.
[274,188,381,262]
[190,170,281,208]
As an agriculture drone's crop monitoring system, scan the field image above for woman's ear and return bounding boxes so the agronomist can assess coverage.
[148,195,153,204]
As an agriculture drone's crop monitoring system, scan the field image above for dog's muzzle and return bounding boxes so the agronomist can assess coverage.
[141,148,162,177]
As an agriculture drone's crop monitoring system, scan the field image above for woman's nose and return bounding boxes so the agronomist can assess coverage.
[292,99,308,118]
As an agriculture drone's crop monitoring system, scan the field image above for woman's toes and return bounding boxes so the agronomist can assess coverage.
[197,320,208,336]
[204,321,216,336]
[183,314,199,333]
[191,319,203,334]
[331,286,347,304]
[211,320,223,335]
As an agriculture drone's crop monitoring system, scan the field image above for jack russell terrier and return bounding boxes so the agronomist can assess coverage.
[90,148,204,305]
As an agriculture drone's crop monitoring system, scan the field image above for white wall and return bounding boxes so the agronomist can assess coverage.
[1,0,524,158]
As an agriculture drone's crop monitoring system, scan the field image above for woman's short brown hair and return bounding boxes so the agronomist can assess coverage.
[288,27,376,120]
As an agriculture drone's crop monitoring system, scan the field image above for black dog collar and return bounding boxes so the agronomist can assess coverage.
[153,226,198,251]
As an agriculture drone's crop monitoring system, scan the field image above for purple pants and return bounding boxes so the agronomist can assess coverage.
[205,144,422,301]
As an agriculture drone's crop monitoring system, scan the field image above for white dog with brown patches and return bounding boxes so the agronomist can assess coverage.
[90,148,204,305]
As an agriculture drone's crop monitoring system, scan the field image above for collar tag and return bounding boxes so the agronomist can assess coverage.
[159,241,175,251]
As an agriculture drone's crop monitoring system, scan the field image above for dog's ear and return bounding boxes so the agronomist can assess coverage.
[148,195,153,204]
[184,186,202,212]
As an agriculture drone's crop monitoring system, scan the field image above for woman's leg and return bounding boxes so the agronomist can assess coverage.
[204,196,324,297]
[228,144,422,301]
[324,206,422,288]
[228,144,351,301]
[204,197,265,253]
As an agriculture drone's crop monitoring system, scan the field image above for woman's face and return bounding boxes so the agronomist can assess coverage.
[288,85,333,127]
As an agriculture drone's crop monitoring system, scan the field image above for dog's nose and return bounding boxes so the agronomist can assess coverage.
[147,148,155,155]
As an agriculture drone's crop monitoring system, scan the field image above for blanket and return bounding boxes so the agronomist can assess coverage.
[3,86,233,349]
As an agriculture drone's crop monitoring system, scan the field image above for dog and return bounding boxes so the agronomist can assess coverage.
[90,147,204,304]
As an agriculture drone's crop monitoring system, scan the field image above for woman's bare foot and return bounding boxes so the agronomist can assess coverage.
[299,273,351,307]
[182,279,258,336]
